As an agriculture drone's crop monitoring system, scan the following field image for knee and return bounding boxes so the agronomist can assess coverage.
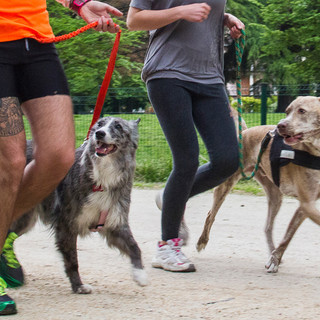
[174,157,199,178]
[34,146,75,183]
[54,149,75,178]
[0,153,26,193]
[217,151,239,178]
[50,148,75,180]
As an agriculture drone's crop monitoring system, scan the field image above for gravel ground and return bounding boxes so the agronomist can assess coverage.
[8,189,320,319]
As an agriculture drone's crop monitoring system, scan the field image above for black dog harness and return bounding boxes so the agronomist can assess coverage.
[269,132,320,187]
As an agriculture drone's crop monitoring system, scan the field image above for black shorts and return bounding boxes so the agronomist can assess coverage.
[0,38,69,103]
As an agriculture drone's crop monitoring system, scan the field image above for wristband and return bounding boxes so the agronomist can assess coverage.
[70,0,92,15]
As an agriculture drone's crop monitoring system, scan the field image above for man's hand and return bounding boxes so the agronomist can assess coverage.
[224,13,245,39]
[80,1,123,33]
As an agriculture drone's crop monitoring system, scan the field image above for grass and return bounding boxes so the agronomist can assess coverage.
[23,111,286,195]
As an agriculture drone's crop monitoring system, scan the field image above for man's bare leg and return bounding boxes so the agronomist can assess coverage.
[12,94,75,220]
[0,97,26,252]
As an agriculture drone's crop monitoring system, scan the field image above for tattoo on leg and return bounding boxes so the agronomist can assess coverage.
[0,97,24,136]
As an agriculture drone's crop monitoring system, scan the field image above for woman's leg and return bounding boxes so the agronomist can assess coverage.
[147,78,199,241]
[189,83,239,197]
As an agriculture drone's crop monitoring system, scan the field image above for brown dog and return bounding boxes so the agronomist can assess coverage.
[197,96,320,273]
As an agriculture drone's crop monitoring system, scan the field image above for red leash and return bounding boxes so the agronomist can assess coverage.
[86,28,121,139]
[37,21,122,139]
[37,21,100,43]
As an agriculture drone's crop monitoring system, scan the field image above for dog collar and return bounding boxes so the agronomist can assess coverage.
[92,185,104,192]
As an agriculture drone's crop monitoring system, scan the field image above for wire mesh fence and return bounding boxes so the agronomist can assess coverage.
[24,83,319,182]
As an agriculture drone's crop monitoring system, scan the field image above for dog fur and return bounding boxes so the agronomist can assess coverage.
[11,116,148,293]
[197,96,320,273]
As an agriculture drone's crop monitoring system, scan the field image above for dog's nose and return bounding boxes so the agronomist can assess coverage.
[95,130,106,140]
[277,122,287,134]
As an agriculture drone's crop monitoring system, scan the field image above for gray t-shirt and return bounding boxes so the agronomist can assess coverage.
[129,0,226,84]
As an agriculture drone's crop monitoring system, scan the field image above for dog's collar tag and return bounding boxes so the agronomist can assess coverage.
[280,150,295,159]
[92,185,104,192]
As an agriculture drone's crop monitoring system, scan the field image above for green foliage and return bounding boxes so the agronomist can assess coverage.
[47,0,149,111]
[224,0,265,82]
[225,0,319,86]
[255,0,320,84]
[48,0,318,105]
[231,96,261,112]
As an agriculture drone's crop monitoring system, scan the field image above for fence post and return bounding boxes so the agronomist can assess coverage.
[260,83,268,125]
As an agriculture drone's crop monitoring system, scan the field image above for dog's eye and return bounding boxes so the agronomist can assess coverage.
[115,123,122,130]
[298,108,306,114]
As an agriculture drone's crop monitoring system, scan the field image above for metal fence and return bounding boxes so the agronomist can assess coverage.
[25,83,319,182]
[72,83,319,128]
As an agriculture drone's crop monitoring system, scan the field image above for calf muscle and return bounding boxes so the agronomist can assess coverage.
[0,131,26,250]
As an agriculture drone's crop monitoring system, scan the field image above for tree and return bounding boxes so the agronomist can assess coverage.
[47,0,149,112]
[253,0,320,111]
[224,0,266,84]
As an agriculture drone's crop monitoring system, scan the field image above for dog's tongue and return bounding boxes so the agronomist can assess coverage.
[96,144,114,155]
[285,133,303,144]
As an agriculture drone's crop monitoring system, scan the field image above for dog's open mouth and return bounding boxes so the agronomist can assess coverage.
[95,141,117,157]
[282,133,303,145]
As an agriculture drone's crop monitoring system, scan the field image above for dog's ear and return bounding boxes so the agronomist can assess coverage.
[130,119,141,129]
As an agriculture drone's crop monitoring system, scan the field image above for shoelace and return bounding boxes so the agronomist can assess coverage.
[2,234,20,268]
[0,277,7,296]
[171,245,187,260]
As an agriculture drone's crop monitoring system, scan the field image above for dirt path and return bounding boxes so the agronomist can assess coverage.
[9,189,320,319]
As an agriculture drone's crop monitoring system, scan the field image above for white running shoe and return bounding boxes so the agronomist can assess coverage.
[151,238,196,272]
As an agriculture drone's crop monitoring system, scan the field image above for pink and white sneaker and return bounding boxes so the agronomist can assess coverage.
[151,238,196,272]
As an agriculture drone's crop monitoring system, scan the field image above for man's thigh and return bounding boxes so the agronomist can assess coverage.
[22,95,75,152]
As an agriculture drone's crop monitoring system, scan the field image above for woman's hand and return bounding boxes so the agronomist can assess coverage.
[224,13,245,39]
[180,3,211,23]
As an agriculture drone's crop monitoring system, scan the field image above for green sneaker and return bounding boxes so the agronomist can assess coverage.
[0,277,17,315]
[0,232,24,288]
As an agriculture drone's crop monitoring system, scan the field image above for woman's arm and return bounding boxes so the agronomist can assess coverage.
[127,3,211,31]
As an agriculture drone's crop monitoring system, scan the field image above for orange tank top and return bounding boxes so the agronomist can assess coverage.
[0,0,54,42]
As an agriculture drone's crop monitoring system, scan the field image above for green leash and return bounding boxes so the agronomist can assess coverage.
[235,30,270,180]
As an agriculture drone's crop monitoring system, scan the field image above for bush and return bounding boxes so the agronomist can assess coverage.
[267,96,278,112]
[231,96,261,113]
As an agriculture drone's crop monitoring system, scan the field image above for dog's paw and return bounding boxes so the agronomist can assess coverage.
[76,284,93,294]
[132,268,148,287]
[265,254,279,273]
[196,239,208,252]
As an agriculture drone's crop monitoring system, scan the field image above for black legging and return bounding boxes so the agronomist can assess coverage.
[147,78,239,241]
